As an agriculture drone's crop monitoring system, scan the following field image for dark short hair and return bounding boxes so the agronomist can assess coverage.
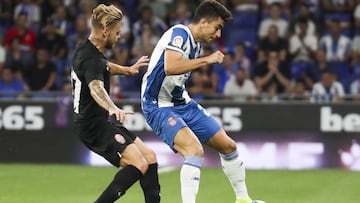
[270,2,282,8]
[298,17,308,25]
[192,0,232,24]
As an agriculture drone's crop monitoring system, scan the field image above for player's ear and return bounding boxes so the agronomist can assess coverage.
[199,18,208,28]
[103,27,109,37]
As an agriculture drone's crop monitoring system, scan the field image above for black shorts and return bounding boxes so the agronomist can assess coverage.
[75,116,137,167]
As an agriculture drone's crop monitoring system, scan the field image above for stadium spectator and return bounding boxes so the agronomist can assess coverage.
[352,34,360,65]
[13,0,41,31]
[213,47,239,93]
[168,1,192,26]
[304,0,321,14]
[223,67,257,101]
[285,79,310,101]
[354,0,360,34]
[289,17,318,63]
[289,1,317,36]
[78,0,97,28]
[0,66,24,99]
[5,36,31,82]
[67,14,90,62]
[0,0,14,31]
[350,71,360,97]
[4,12,36,55]
[36,17,68,61]
[313,49,336,80]
[0,34,5,70]
[131,23,160,60]
[109,75,122,101]
[258,25,288,62]
[22,47,57,92]
[132,5,168,40]
[138,0,169,20]
[254,51,291,95]
[261,0,292,17]
[352,2,360,63]
[258,2,289,39]
[319,19,352,62]
[110,2,131,66]
[231,0,259,12]
[321,0,354,29]
[311,69,345,102]
[51,4,74,36]
[234,42,252,76]
[39,0,63,25]
[289,17,318,90]
[187,64,218,100]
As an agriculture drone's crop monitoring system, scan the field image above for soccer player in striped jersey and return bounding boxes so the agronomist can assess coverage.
[141,1,265,203]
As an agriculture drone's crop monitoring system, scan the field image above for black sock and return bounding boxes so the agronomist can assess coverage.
[95,165,142,203]
[140,163,161,203]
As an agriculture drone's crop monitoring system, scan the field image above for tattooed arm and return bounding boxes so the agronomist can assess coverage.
[88,80,132,122]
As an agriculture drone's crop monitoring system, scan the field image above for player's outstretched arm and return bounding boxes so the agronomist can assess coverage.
[109,56,149,75]
[88,80,133,122]
[164,49,224,75]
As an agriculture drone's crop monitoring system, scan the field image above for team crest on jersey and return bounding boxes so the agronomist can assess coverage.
[168,117,177,126]
[172,36,183,48]
[114,134,126,144]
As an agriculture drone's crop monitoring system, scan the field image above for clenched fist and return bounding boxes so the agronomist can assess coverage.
[206,50,224,64]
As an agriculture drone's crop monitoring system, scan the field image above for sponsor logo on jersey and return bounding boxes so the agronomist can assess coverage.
[172,36,183,48]
[114,133,126,144]
[168,117,177,126]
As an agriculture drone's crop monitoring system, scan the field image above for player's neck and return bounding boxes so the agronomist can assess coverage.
[187,24,200,43]
[88,35,105,53]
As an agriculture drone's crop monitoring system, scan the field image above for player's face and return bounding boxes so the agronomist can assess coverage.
[200,17,224,43]
[104,21,121,49]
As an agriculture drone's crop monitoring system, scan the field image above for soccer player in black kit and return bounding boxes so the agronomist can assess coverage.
[71,4,160,203]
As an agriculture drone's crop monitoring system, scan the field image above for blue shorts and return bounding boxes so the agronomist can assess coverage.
[143,100,221,151]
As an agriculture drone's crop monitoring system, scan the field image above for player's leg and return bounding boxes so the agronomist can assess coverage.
[90,120,149,203]
[205,129,254,203]
[173,127,204,203]
[144,105,203,203]
[95,143,148,203]
[133,137,161,203]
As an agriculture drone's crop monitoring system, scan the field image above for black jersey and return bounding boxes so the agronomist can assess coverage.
[71,39,110,121]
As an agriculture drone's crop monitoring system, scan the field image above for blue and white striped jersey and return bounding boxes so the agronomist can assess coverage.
[141,24,201,108]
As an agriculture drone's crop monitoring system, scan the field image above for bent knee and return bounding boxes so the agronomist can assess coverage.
[120,146,149,174]
[126,157,148,174]
[193,146,204,157]
[143,149,157,164]
[220,140,237,155]
[181,144,204,157]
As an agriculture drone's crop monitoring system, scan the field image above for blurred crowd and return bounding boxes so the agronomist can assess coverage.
[1,0,360,102]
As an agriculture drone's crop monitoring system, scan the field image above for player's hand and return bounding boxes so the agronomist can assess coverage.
[206,51,224,64]
[108,106,134,123]
[129,56,149,75]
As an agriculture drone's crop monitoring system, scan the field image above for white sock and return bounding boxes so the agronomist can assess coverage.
[220,151,250,200]
[180,156,202,203]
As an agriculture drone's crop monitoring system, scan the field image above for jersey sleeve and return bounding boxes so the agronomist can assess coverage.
[165,27,189,53]
[83,58,107,85]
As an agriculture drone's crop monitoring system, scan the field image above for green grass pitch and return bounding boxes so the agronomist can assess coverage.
[0,164,358,203]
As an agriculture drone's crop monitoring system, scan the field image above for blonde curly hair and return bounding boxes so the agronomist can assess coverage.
[91,4,123,30]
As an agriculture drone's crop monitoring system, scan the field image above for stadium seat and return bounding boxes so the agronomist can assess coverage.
[223,28,257,47]
[231,11,259,29]
[290,61,314,80]
[324,13,352,22]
